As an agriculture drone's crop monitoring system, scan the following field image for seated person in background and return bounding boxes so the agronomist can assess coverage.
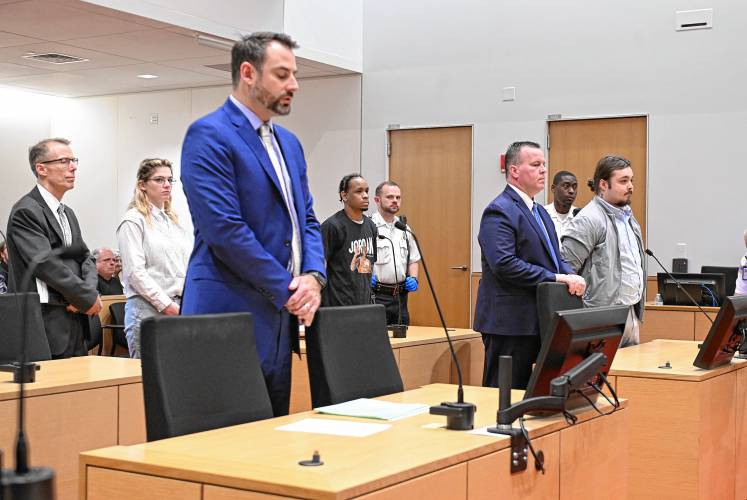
[0,238,8,294]
[113,250,123,279]
[93,247,123,295]
[544,170,578,244]
[736,229,747,296]
[321,174,377,306]
[561,155,645,347]
[117,158,192,358]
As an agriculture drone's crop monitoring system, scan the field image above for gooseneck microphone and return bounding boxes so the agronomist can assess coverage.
[394,220,476,430]
[645,248,714,324]
[2,240,86,498]
[376,234,406,338]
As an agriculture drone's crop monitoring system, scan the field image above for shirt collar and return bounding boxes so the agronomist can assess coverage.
[36,184,62,214]
[508,183,535,211]
[229,95,269,133]
[597,195,632,220]
[371,211,397,227]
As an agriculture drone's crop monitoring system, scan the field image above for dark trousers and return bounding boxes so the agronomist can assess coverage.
[374,292,410,325]
[41,304,88,359]
[481,333,541,390]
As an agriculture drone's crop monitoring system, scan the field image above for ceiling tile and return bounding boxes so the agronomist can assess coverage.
[64,29,227,62]
[0,30,42,48]
[0,61,50,79]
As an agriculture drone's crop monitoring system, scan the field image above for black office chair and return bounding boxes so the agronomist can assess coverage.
[701,266,739,297]
[103,301,129,356]
[536,282,584,347]
[0,293,52,364]
[306,304,403,408]
[87,315,103,355]
[140,312,273,442]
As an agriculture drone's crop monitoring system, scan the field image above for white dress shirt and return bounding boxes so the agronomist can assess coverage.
[34,184,65,303]
[543,202,577,244]
[371,212,421,283]
[117,205,192,312]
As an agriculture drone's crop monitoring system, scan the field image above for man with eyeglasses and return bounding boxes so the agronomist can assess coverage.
[6,137,102,358]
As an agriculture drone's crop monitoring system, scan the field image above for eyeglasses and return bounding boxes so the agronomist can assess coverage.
[39,157,79,166]
[149,177,178,185]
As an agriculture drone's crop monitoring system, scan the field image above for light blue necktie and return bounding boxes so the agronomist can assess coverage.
[532,203,560,272]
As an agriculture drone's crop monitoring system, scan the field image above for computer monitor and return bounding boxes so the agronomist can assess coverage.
[657,272,726,307]
[700,266,739,297]
[693,295,747,370]
[0,293,51,364]
[524,305,630,412]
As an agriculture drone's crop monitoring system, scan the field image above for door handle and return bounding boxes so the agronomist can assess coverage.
[450,265,468,271]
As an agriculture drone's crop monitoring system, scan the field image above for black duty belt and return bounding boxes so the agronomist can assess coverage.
[374,281,406,296]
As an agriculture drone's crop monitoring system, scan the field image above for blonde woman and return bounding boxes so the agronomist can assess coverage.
[117,159,192,358]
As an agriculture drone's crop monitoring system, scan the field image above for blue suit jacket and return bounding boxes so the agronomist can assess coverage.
[473,186,572,336]
[180,98,325,357]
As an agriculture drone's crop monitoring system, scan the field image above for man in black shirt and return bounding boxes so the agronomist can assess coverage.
[93,247,123,295]
[322,174,377,306]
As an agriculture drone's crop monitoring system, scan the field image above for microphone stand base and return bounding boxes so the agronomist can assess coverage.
[1,466,55,500]
[429,401,476,430]
[0,362,41,383]
[388,324,408,339]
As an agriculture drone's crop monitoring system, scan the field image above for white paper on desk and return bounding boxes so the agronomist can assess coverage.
[275,418,391,437]
[315,398,429,421]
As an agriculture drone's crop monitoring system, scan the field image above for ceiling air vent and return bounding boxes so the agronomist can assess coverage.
[675,9,713,31]
[22,52,89,64]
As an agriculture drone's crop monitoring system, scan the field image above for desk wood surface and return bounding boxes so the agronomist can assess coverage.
[80,384,626,500]
[0,356,141,401]
[610,339,747,382]
[299,326,480,352]
[644,302,719,313]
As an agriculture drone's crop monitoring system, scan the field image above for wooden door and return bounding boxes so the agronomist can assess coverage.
[388,127,472,328]
[547,116,647,242]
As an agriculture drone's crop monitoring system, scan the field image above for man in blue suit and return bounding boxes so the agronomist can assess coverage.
[180,32,326,416]
[474,141,585,389]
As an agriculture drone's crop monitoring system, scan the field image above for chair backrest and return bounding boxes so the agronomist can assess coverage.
[140,312,273,441]
[536,282,584,347]
[306,305,403,408]
[701,266,739,297]
[108,301,125,325]
[87,315,102,351]
[0,293,52,364]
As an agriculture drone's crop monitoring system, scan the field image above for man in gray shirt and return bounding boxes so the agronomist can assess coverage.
[561,155,645,346]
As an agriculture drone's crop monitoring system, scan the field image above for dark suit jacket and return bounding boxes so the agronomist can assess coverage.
[6,187,98,354]
[473,186,573,336]
[180,98,326,365]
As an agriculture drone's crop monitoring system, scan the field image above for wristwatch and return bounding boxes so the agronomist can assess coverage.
[305,271,327,290]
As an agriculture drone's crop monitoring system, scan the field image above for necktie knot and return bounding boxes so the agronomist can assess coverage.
[259,124,272,141]
[57,204,65,216]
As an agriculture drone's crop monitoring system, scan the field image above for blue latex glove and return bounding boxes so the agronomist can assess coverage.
[371,275,377,288]
[404,276,418,292]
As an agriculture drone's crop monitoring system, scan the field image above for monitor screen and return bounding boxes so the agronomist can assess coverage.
[657,272,726,307]
[693,295,747,370]
[524,305,630,413]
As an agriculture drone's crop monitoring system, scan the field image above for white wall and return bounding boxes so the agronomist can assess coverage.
[361,0,747,273]
[87,0,363,71]
[1,73,362,251]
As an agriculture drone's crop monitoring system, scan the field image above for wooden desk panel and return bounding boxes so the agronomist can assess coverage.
[468,433,560,500]
[735,366,747,500]
[357,463,467,500]
[204,485,294,500]
[452,337,485,387]
[118,383,146,445]
[694,313,713,341]
[611,340,745,500]
[398,340,452,390]
[639,309,694,343]
[1,387,118,500]
[86,466,201,500]
[559,408,628,500]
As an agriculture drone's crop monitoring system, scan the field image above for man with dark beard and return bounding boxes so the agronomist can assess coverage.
[561,155,645,347]
[180,32,326,416]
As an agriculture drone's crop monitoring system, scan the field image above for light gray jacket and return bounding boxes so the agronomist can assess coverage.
[561,196,646,321]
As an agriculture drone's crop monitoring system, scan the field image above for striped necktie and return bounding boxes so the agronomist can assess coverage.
[57,204,72,247]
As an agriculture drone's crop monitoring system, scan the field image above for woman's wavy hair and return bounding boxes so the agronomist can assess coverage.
[128,158,179,226]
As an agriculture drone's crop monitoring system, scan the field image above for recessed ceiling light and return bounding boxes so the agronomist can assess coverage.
[137,74,159,79]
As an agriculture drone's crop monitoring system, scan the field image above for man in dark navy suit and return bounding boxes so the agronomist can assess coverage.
[474,141,585,389]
